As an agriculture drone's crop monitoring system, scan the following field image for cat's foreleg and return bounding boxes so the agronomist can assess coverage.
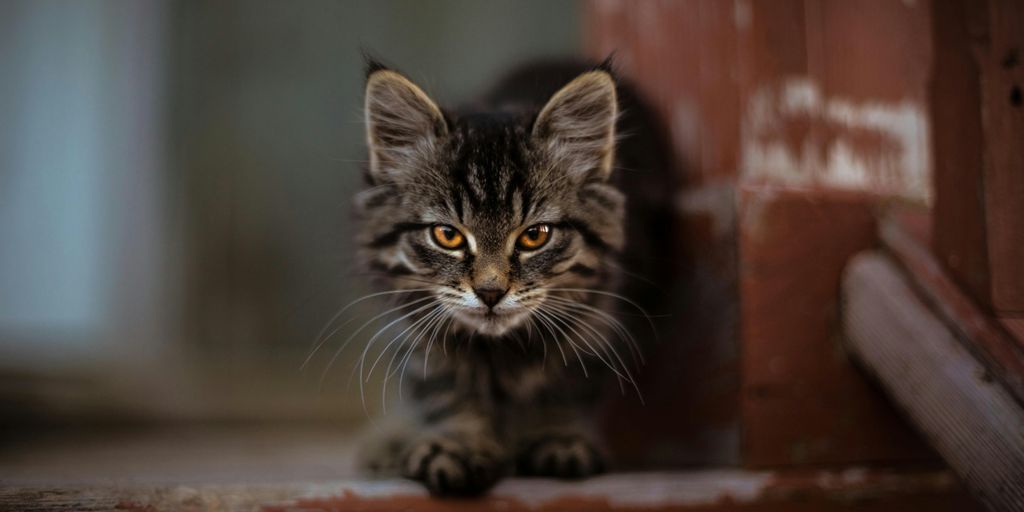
[400,406,507,496]
[514,407,606,479]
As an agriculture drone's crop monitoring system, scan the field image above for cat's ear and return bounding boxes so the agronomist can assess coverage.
[364,69,447,183]
[532,70,618,182]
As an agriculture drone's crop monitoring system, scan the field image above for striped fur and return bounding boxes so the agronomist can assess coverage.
[355,62,632,497]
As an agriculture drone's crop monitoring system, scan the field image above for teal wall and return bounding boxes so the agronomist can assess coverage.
[0,0,581,418]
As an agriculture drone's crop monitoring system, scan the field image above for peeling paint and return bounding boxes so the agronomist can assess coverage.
[677,184,736,241]
[742,79,931,203]
[734,0,753,31]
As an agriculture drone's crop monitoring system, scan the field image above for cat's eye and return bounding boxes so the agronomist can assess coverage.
[431,224,466,250]
[517,224,551,251]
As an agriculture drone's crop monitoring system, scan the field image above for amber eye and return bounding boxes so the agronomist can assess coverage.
[517,224,551,251]
[431,224,465,250]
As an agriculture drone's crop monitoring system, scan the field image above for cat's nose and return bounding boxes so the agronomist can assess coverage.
[474,286,507,309]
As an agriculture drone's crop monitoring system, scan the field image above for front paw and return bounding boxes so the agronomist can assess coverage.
[402,435,505,497]
[516,434,605,479]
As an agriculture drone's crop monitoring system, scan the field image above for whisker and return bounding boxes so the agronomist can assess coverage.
[544,295,645,366]
[531,309,569,367]
[534,308,588,377]
[543,301,643,401]
[381,306,446,413]
[441,310,456,358]
[382,306,443,384]
[606,260,667,292]
[524,315,548,368]
[545,288,660,342]
[422,307,454,377]
[317,294,436,387]
[392,304,447,384]
[538,304,633,385]
[398,306,451,400]
[364,304,440,386]
[303,288,432,371]
[351,301,438,416]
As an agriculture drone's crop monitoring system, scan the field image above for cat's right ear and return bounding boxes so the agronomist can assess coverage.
[364,69,447,184]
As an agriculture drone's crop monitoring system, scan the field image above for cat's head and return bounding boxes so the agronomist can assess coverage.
[356,63,624,337]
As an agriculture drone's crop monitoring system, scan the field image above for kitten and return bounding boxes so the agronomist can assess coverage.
[353,58,674,497]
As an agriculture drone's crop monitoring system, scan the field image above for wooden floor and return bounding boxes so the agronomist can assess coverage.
[0,424,980,511]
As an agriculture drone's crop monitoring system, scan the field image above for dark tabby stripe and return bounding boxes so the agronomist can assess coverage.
[567,263,598,277]
[357,61,636,497]
[559,218,613,253]
[369,222,430,248]
[369,260,414,276]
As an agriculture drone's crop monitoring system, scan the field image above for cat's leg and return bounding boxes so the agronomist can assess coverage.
[392,363,507,496]
[355,383,507,495]
[514,409,606,479]
[400,407,507,496]
[355,404,420,477]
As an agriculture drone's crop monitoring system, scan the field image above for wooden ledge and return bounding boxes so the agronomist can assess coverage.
[878,213,1024,403]
[842,250,1024,510]
[2,469,974,511]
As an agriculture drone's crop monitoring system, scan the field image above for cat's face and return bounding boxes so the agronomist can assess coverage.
[357,67,624,337]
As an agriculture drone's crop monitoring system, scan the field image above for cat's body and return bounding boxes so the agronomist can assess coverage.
[353,59,675,496]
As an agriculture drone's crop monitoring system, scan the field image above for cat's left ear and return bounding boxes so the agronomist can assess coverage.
[532,70,618,182]
[364,69,448,184]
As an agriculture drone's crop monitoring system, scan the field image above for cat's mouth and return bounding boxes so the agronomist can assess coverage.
[453,307,531,337]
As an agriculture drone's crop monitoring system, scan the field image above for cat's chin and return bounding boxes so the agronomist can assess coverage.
[453,308,530,337]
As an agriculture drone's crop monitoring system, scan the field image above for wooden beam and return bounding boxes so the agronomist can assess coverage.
[843,252,1024,510]
[931,0,1024,315]
[879,214,1024,404]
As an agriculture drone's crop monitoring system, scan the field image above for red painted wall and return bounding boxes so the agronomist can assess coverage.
[587,0,938,468]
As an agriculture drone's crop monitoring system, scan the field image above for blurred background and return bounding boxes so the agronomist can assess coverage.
[0,0,581,426]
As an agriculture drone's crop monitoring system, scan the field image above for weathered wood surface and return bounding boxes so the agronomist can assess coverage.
[980,0,1024,314]
[931,0,1024,315]
[0,470,976,512]
[880,215,1024,404]
[588,0,939,469]
[843,252,1024,511]
[738,187,935,467]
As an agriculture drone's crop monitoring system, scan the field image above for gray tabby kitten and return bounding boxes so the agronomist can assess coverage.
[354,59,667,497]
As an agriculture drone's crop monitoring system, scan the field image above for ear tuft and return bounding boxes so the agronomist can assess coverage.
[364,70,447,184]
[594,53,616,74]
[532,71,618,181]
[362,50,390,77]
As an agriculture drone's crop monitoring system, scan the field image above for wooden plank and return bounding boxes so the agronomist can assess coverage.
[739,186,935,467]
[736,0,932,200]
[842,252,1024,511]
[585,1,742,467]
[981,0,1024,313]
[931,0,1024,314]
[880,215,1024,404]
[816,0,932,103]
[0,470,978,511]
[929,0,992,311]
[1003,319,1024,347]
[696,0,742,182]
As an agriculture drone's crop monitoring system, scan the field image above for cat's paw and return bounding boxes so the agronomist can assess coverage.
[516,434,605,479]
[402,435,505,497]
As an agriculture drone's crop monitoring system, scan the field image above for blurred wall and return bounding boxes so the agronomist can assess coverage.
[587,0,936,468]
[0,0,173,425]
[1,0,581,423]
